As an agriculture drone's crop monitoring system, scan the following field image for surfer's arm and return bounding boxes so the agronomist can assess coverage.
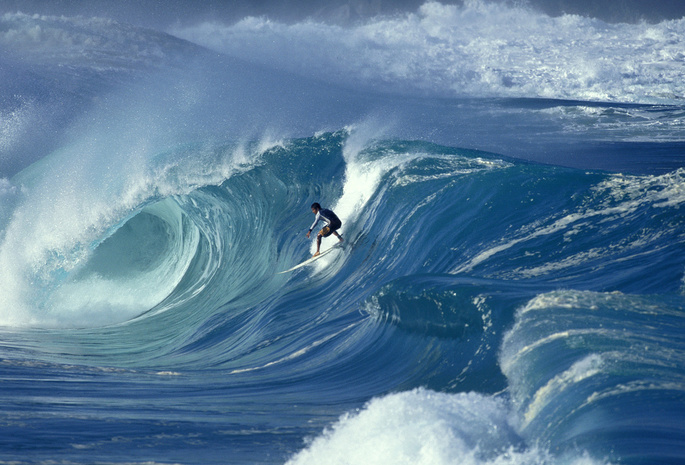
[308,212,321,233]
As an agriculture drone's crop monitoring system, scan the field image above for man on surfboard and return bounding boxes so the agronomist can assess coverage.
[306,203,343,257]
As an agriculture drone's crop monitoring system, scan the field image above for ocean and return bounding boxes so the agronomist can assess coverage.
[1,1,684,464]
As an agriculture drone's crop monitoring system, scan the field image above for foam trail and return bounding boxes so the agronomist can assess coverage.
[308,122,422,269]
[334,121,394,222]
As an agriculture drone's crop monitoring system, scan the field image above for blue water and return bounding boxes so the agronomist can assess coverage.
[1,3,685,464]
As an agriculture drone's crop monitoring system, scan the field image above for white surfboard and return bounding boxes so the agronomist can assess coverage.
[278,243,343,274]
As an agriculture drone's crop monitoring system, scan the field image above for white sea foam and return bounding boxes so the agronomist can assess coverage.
[286,388,609,465]
[171,0,685,104]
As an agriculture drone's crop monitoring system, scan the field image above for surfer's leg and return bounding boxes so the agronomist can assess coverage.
[330,220,343,242]
[314,234,322,256]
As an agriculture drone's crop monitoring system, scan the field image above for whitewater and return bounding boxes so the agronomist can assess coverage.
[1,1,684,464]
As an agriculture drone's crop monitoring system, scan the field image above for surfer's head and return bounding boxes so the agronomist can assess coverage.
[311,202,321,213]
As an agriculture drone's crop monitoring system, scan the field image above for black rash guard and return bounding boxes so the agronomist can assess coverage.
[309,208,341,232]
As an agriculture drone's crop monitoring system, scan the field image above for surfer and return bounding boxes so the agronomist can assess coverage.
[306,203,343,257]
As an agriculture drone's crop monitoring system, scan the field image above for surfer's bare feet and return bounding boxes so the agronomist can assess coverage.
[313,251,320,257]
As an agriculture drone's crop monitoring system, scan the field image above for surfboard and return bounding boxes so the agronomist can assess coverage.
[278,242,343,274]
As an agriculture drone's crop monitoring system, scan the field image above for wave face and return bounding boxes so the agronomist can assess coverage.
[1,3,684,465]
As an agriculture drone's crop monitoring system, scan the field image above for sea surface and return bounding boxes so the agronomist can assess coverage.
[1,2,684,464]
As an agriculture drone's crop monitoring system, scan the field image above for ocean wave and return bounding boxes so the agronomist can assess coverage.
[500,290,685,463]
[0,124,683,462]
[1,4,684,464]
[0,136,273,327]
[5,125,683,330]
[172,0,685,104]
[286,388,609,465]
[0,12,195,70]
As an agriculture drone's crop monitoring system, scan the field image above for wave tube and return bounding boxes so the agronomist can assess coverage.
[47,200,201,327]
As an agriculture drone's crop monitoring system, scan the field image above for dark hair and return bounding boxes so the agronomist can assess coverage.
[311,202,321,210]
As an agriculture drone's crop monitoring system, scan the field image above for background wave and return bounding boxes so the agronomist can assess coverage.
[173,1,685,104]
